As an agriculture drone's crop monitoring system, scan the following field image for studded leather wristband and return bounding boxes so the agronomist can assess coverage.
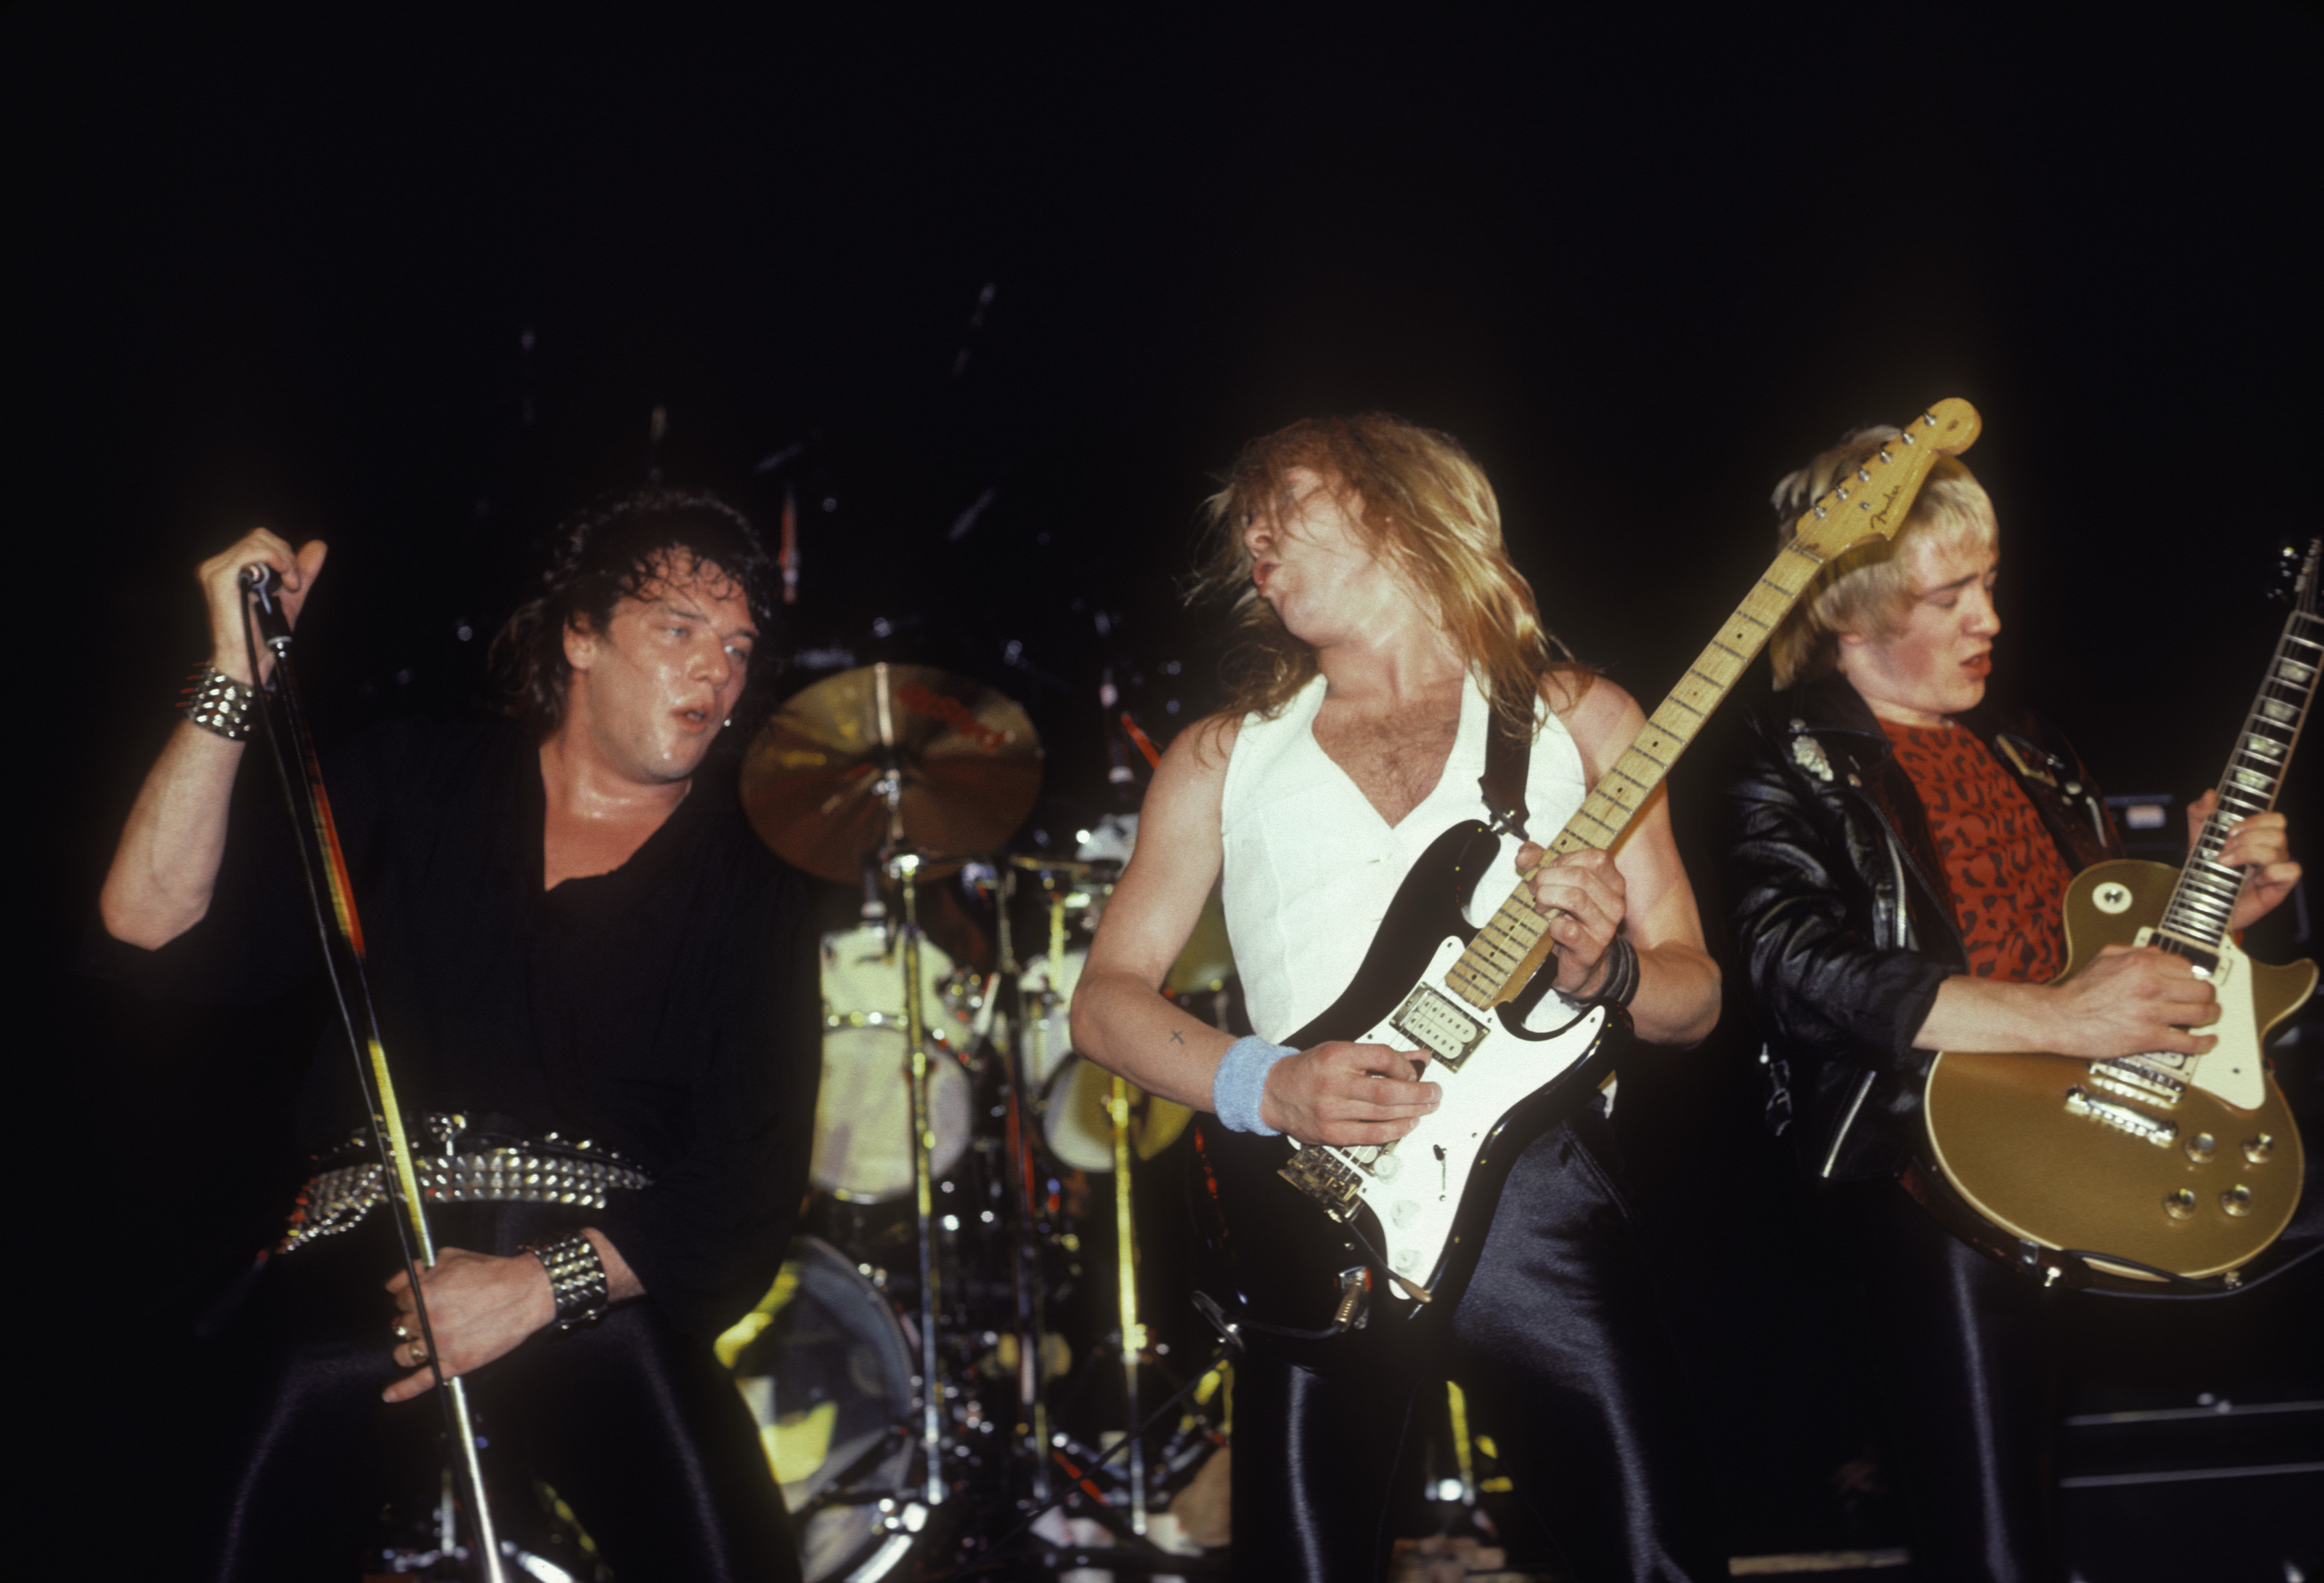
[180,664,258,742]
[521,1232,612,1331]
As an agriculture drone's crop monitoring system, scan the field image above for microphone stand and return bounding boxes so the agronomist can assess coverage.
[239,568,506,1583]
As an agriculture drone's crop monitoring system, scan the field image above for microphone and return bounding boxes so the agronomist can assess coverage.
[240,565,294,653]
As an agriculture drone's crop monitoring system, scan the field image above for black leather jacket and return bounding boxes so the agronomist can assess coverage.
[1718,672,2121,1181]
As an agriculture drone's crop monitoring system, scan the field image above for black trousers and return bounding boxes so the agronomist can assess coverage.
[1229,1104,1723,1582]
[1831,1181,2059,1583]
[190,1204,798,1583]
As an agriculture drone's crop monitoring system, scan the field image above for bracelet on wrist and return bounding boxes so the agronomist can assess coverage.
[180,664,258,742]
[1556,933,1640,1011]
[520,1232,612,1331]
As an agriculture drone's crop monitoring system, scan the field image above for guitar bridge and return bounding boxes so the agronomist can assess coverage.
[1391,984,1489,1071]
[2064,1085,2179,1147]
[1279,1146,1365,1222]
[2089,1059,2186,1107]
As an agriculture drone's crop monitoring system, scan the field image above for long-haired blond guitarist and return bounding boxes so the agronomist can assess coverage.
[1072,413,1726,1582]
[1719,431,2303,1583]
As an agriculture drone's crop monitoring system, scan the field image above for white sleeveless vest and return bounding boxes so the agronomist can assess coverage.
[1220,670,1588,1044]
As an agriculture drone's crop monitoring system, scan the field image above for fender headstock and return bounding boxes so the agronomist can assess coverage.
[1787,397,1982,562]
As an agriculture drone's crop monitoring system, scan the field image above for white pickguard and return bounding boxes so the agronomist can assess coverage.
[1287,935,1608,1293]
[2186,935,2266,1112]
[2125,929,2267,1111]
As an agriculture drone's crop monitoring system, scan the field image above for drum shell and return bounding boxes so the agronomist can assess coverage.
[814,925,976,1202]
[719,1236,925,1583]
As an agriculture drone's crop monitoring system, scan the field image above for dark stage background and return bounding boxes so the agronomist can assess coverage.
[7,5,2321,1578]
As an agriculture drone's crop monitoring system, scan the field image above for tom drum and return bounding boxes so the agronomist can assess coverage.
[813,924,975,1202]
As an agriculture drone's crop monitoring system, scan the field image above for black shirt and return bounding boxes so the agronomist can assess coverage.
[109,718,821,1339]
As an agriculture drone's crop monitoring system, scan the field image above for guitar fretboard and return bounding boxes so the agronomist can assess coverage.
[1437,402,1975,1012]
[1443,541,1833,1008]
[2158,594,2319,953]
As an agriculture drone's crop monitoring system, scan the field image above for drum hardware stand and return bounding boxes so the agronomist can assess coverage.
[891,844,947,1510]
[865,662,949,1510]
[925,1342,1237,1583]
[1108,1069,1149,1537]
[1045,876,1156,1538]
[238,568,505,1583]
[991,865,1056,1509]
[1031,876,1153,1536]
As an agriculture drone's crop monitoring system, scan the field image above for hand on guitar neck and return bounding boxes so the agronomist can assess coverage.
[2182,793,2298,935]
[1512,841,1628,1000]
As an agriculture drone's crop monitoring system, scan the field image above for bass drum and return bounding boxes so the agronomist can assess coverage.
[814,924,975,1202]
[720,1237,928,1583]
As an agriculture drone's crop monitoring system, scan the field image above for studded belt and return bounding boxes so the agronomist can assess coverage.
[277,1121,652,1255]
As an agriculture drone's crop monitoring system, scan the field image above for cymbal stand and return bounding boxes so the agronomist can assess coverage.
[1109,1072,1148,1536]
[871,663,948,1511]
[993,868,1054,1508]
[894,850,946,1509]
[1035,880,1150,1534]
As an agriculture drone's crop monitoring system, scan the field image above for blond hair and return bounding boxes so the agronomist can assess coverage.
[1766,426,1998,690]
[1189,413,1588,734]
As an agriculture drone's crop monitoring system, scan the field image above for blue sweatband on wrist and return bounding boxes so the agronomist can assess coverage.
[1212,1034,1296,1136]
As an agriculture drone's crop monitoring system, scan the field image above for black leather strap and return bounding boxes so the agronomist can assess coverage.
[1478,680,1534,838]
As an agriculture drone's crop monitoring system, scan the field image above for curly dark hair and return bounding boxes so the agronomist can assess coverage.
[491,487,779,739]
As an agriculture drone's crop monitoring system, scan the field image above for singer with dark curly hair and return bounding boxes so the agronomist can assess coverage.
[97,489,819,1581]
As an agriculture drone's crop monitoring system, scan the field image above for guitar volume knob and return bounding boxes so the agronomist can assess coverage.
[2243,1134,2275,1164]
[2184,1132,2217,1162]
[2163,1188,2197,1220]
[2220,1185,2254,1218]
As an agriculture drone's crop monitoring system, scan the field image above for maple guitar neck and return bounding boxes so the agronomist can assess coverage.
[1445,400,1982,1011]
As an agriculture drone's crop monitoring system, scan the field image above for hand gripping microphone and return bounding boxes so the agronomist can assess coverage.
[239,564,294,654]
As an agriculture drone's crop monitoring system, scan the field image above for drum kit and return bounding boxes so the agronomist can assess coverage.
[728,662,1234,1582]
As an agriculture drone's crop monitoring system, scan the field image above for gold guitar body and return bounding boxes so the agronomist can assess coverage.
[1924,860,2314,1280]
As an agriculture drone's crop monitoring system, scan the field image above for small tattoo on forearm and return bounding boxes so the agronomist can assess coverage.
[1169,1031,1185,1045]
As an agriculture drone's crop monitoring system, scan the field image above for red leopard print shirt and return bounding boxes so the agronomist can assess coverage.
[1879,718,2074,983]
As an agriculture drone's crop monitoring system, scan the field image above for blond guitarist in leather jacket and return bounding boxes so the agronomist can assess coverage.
[1718,429,2298,1583]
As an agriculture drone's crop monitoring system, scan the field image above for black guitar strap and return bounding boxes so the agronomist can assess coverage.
[1477,678,1534,839]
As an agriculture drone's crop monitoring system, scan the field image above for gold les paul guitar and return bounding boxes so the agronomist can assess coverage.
[1923,538,2319,1283]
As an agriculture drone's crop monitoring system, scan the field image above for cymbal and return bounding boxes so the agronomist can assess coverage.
[1005,853,1124,880]
[1132,1088,1197,1161]
[1045,1060,1196,1166]
[741,663,1042,883]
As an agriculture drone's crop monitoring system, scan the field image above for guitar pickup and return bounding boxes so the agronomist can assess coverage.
[1392,985,1489,1071]
[2064,1085,2178,1146]
[1280,1146,1365,1222]
[2135,925,2219,978]
[2089,1059,2186,1107]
